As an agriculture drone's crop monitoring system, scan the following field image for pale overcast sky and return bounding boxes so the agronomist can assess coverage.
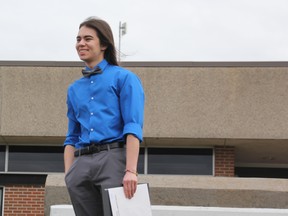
[0,0,287,61]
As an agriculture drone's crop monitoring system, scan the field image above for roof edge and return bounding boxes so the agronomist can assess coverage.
[0,61,288,67]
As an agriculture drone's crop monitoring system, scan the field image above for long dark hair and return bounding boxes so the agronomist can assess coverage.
[79,17,118,66]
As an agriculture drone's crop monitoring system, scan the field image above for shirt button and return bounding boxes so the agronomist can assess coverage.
[91,97,94,100]
[91,81,94,84]
[90,128,94,132]
[91,112,94,115]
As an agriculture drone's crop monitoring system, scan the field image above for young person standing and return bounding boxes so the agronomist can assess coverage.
[64,17,145,216]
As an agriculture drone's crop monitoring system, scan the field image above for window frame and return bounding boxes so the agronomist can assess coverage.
[0,186,3,216]
[0,146,5,172]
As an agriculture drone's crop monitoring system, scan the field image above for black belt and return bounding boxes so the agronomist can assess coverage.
[74,142,125,157]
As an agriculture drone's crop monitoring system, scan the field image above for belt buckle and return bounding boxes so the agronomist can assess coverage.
[96,145,101,152]
[90,144,100,153]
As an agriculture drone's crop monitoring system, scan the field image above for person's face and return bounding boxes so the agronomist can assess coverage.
[76,26,106,68]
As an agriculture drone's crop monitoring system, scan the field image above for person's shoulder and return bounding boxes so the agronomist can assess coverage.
[109,64,130,73]
[108,64,137,78]
[67,77,85,91]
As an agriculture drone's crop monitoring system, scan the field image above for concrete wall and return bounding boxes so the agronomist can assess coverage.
[139,66,288,140]
[1,63,288,140]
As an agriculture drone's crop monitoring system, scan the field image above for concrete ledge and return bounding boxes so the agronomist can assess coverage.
[45,174,288,215]
[151,206,288,216]
[49,205,288,216]
[46,174,288,191]
[50,205,74,216]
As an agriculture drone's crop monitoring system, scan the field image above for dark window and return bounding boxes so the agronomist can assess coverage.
[8,146,64,172]
[235,167,288,179]
[148,148,213,175]
[137,148,145,174]
[0,146,5,171]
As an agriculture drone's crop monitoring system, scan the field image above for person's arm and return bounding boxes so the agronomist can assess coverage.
[122,134,140,199]
[64,89,80,174]
[119,72,145,199]
[64,145,76,174]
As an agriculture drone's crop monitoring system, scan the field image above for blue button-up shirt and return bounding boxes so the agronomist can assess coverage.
[64,59,145,149]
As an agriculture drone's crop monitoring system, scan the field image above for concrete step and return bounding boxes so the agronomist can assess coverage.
[50,205,288,216]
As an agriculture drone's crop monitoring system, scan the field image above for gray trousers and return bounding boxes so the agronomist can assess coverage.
[65,147,126,216]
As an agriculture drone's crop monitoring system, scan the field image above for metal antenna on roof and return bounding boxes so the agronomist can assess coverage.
[118,21,127,62]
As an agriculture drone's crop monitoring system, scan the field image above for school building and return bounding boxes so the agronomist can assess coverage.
[0,61,288,216]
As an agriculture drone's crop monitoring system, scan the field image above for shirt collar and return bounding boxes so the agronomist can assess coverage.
[84,59,108,72]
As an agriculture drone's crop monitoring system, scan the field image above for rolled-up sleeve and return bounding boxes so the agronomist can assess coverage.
[64,90,81,147]
[120,73,145,142]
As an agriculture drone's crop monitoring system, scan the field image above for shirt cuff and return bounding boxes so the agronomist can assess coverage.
[63,137,77,147]
[123,122,143,142]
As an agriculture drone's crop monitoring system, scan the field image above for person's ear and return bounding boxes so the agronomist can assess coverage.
[101,45,107,51]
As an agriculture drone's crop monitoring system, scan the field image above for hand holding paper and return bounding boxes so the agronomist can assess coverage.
[122,170,138,199]
[108,184,152,216]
